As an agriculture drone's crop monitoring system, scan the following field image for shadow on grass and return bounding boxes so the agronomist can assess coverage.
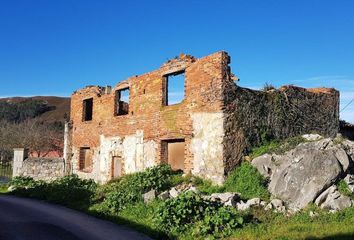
[306,233,354,240]
[86,209,170,240]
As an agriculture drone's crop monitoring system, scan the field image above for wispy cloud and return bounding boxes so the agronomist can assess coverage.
[291,75,354,88]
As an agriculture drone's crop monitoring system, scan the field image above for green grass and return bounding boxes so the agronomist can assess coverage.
[250,136,307,159]
[0,184,8,193]
[88,200,168,239]
[337,180,354,200]
[224,162,270,200]
[232,207,354,240]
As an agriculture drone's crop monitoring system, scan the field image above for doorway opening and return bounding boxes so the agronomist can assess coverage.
[161,139,185,171]
[111,156,122,179]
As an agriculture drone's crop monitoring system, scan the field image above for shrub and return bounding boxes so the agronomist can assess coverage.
[46,175,97,208]
[9,176,37,188]
[262,83,276,91]
[10,175,97,209]
[155,192,244,238]
[100,164,177,212]
[193,206,244,238]
[224,162,270,200]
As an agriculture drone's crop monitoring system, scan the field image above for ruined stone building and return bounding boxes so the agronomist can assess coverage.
[69,51,340,184]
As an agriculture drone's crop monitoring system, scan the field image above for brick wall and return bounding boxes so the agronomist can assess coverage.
[70,51,340,184]
[70,52,228,183]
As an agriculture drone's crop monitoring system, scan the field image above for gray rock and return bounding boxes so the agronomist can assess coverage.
[267,199,286,213]
[264,203,273,211]
[344,174,354,193]
[331,147,350,172]
[236,200,250,211]
[158,191,170,200]
[246,198,261,207]
[210,192,240,207]
[169,187,179,198]
[309,211,319,218]
[251,154,275,178]
[186,186,198,193]
[273,149,341,209]
[143,190,156,203]
[253,142,343,210]
[342,139,354,157]
[315,185,353,211]
[302,134,323,141]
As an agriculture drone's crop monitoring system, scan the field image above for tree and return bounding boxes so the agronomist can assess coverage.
[0,119,64,160]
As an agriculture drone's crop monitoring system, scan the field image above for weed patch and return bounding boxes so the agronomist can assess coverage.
[224,162,270,200]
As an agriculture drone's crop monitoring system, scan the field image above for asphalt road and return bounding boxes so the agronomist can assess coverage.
[0,195,152,240]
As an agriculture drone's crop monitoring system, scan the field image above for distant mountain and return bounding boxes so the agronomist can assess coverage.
[0,96,70,123]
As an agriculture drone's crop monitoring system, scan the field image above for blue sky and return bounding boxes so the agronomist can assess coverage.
[0,0,353,122]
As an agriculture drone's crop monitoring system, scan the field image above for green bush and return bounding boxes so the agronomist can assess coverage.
[224,162,270,200]
[9,176,37,188]
[99,164,177,212]
[10,175,97,209]
[193,206,244,238]
[46,175,97,207]
[155,192,244,238]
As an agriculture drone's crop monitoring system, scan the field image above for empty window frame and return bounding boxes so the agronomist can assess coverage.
[115,88,130,116]
[164,71,185,106]
[79,147,93,171]
[83,98,93,121]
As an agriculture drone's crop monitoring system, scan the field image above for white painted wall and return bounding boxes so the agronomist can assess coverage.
[191,112,225,184]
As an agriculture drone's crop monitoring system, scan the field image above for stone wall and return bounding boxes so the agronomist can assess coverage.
[18,158,65,181]
[223,83,340,173]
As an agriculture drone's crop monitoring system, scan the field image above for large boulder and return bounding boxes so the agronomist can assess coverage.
[252,138,353,210]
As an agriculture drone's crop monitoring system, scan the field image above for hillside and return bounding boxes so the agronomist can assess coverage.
[0,96,70,123]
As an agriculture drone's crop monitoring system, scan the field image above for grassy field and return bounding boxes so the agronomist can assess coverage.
[232,207,354,240]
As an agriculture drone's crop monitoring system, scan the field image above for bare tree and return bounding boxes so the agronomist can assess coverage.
[0,119,64,159]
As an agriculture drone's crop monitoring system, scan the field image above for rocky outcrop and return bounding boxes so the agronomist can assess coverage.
[252,136,354,211]
[314,185,353,211]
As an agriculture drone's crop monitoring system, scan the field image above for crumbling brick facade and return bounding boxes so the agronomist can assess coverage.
[70,51,339,184]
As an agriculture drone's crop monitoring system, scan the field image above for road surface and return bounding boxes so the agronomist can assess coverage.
[0,195,152,240]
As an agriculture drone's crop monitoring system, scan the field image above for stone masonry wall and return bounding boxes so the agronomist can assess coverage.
[223,82,340,173]
[19,158,65,181]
